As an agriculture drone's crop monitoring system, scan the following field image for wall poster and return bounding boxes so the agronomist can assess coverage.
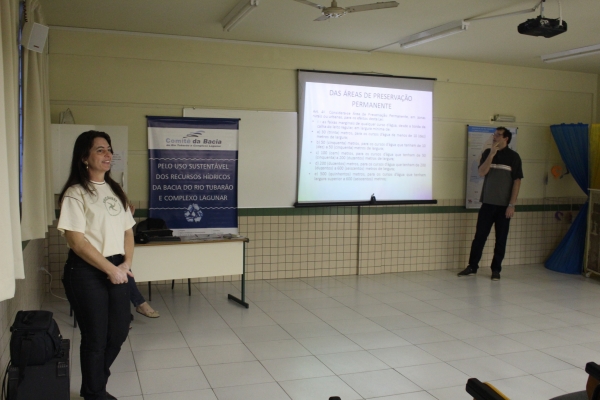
[147,117,239,235]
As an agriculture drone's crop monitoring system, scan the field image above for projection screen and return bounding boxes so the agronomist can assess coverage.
[297,70,435,206]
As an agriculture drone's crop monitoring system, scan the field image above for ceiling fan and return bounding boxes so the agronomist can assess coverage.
[293,0,399,21]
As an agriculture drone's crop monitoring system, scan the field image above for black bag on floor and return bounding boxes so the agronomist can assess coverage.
[6,339,70,400]
[9,311,63,385]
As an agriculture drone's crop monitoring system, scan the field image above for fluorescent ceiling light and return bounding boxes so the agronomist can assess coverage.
[493,114,516,123]
[541,43,600,63]
[221,0,259,32]
[467,1,542,22]
[398,20,469,49]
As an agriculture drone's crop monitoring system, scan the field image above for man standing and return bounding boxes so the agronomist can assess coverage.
[457,127,523,281]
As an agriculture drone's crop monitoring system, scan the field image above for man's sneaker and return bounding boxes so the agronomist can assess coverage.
[491,272,501,281]
[457,267,476,277]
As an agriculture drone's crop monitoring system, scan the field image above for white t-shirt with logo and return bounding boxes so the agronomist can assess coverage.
[58,182,136,257]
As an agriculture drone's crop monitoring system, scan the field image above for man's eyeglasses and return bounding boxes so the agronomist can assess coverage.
[492,133,504,138]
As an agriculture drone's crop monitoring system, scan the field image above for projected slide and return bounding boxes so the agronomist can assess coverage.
[297,71,434,204]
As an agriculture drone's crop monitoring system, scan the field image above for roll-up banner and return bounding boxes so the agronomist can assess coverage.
[465,125,518,209]
[147,117,239,235]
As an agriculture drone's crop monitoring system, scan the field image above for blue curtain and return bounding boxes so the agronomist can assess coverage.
[545,123,589,274]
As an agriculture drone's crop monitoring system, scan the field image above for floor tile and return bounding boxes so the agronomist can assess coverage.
[221,312,277,328]
[547,311,600,326]
[190,343,256,365]
[181,328,242,347]
[253,299,305,313]
[346,330,411,350]
[426,385,469,400]
[232,325,292,343]
[278,376,361,400]
[510,314,571,330]
[133,347,198,371]
[366,392,437,400]
[201,361,274,388]
[474,317,537,335]
[463,335,532,355]
[535,368,589,393]
[105,371,143,398]
[544,325,600,344]
[446,307,503,323]
[297,335,363,355]
[396,362,469,391]
[213,382,290,400]
[339,369,422,399]
[495,350,575,374]
[410,311,467,326]
[369,345,441,369]
[311,306,364,321]
[393,326,455,345]
[423,298,476,311]
[367,292,419,304]
[56,268,600,400]
[333,294,382,307]
[368,314,427,330]
[144,389,218,400]
[129,316,181,336]
[541,345,600,369]
[417,340,488,361]
[293,297,343,310]
[483,305,540,318]
[245,339,311,360]
[388,300,441,314]
[280,288,329,300]
[261,356,335,381]
[327,317,387,334]
[138,366,210,394]
[505,330,571,349]
[317,350,390,375]
[279,320,340,339]
[352,303,407,318]
[435,321,495,339]
[266,309,323,324]
[174,315,230,332]
[448,356,528,381]
[129,332,189,352]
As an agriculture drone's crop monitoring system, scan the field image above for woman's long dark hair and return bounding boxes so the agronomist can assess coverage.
[59,130,128,208]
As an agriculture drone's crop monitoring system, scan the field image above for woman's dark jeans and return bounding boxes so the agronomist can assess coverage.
[128,275,146,307]
[63,250,130,400]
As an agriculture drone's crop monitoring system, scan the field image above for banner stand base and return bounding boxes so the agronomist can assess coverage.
[228,293,249,309]
[228,239,249,308]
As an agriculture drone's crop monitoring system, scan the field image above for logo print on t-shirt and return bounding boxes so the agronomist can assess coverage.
[103,196,122,216]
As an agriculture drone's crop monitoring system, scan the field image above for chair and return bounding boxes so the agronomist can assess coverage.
[466,362,600,400]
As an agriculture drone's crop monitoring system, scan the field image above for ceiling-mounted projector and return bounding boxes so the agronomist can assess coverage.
[518,15,567,38]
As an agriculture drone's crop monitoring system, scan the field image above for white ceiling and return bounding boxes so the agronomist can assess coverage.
[38,0,600,75]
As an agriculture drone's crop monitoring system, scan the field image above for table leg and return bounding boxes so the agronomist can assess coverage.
[148,282,152,301]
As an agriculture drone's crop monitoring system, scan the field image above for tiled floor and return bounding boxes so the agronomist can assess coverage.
[43,264,600,400]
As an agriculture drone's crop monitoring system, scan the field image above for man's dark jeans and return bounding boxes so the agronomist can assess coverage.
[468,203,511,273]
[63,250,130,400]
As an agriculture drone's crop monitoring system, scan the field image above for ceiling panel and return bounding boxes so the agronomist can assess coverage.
[38,0,600,74]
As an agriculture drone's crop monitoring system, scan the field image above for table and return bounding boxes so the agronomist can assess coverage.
[133,237,249,308]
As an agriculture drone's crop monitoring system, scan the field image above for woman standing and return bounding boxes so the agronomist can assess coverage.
[58,131,136,400]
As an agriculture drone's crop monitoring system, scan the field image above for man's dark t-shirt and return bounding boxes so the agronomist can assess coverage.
[479,147,523,206]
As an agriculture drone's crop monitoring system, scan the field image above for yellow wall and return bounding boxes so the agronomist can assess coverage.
[48,29,597,203]
[597,74,600,123]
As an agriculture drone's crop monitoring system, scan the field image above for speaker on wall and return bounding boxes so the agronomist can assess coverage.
[22,22,49,53]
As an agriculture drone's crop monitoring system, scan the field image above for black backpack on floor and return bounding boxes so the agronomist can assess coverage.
[9,311,63,382]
